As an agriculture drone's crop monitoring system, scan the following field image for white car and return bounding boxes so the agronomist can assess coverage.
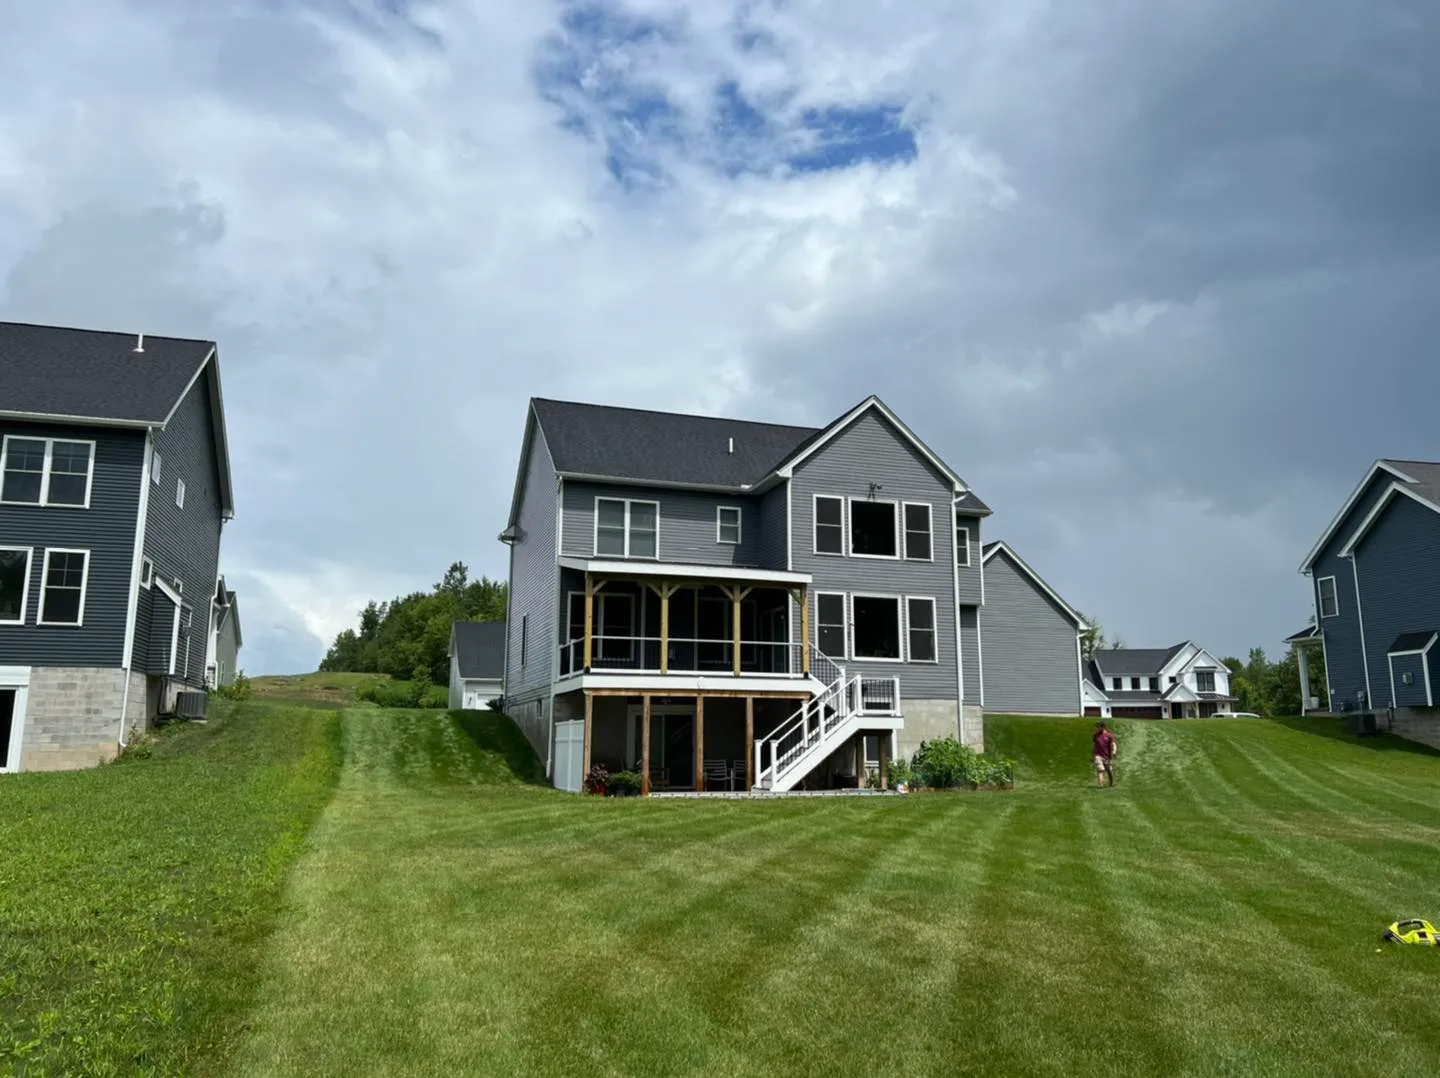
[1213,710,1259,718]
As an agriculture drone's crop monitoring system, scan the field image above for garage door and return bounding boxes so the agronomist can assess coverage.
[553,720,584,793]
[1083,706,1103,717]
[1112,706,1162,719]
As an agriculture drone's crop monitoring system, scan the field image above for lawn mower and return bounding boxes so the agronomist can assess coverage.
[1382,919,1439,945]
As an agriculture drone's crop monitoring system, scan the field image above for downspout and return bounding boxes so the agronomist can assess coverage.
[951,493,965,745]
[1348,551,1373,708]
[118,431,156,750]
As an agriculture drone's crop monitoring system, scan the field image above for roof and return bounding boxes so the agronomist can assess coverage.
[1092,645,1188,675]
[451,620,506,680]
[1300,458,1440,572]
[1387,631,1438,654]
[1106,692,1166,705]
[1082,659,1105,689]
[981,541,1086,628]
[1337,467,1440,558]
[1285,624,1321,643]
[0,320,234,516]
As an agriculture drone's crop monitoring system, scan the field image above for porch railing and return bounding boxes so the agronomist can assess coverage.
[559,636,809,677]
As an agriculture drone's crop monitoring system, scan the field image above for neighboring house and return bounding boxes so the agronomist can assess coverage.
[0,321,234,772]
[205,575,242,688]
[499,395,992,795]
[449,620,506,710]
[978,541,1089,715]
[1295,458,1440,713]
[1081,643,1236,718]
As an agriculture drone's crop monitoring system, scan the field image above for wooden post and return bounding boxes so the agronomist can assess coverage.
[695,695,705,792]
[745,696,754,791]
[656,582,677,675]
[725,585,752,676]
[583,573,595,671]
[878,734,889,791]
[855,734,864,788]
[582,691,593,787]
[799,586,811,675]
[641,694,652,796]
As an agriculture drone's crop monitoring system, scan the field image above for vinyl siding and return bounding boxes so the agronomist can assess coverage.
[144,588,176,675]
[1350,495,1440,710]
[0,419,145,667]
[506,427,559,707]
[757,482,789,570]
[789,409,960,700]
[141,372,224,688]
[960,605,980,702]
[215,608,240,682]
[980,549,1080,714]
[560,481,766,567]
[956,512,983,604]
[1387,651,1431,708]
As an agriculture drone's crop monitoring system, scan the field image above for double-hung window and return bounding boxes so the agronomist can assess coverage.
[814,496,845,555]
[906,597,937,661]
[0,547,32,624]
[38,549,89,626]
[1196,670,1216,693]
[955,510,971,567]
[716,506,742,544]
[903,503,932,560]
[0,436,94,507]
[1317,575,1339,619]
[816,593,847,657]
[595,498,658,558]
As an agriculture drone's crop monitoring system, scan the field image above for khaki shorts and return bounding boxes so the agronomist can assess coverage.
[1094,754,1112,771]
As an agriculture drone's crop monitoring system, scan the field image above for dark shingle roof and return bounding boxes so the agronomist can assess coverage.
[1388,631,1439,654]
[955,491,993,515]
[1382,459,1440,504]
[1107,692,1165,705]
[0,321,215,423]
[1285,624,1321,643]
[452,621,506,679]
[1082,659,1105,689]
[1092,644,1187,675]
[532,398,820,489]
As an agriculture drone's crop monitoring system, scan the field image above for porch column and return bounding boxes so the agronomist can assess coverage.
[799,586,810,676]
[723,585,753,676]
[582,690,593,785]
[745,696,754,791]
[1297,647,1311,715]
[651,582,677,675]
[854,734,864,787]
[641,693,652,796]
[878,734,889,791]
[584,573,595,672]
[695,694,706,791]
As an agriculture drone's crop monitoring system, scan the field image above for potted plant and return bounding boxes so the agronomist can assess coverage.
[584,763,609,796]
[607,770,642,797]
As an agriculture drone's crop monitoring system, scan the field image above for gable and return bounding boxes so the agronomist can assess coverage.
[788,407,954,493]
[503,411,556,535]
[982,542,1086,627]
[1338,481,1440,558]
[1300,460,1420,572]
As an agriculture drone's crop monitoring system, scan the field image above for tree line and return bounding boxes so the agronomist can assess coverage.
[320,561,507,685]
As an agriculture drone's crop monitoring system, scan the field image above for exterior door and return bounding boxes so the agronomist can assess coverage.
[627,704,696,788]
[0,685,24,773]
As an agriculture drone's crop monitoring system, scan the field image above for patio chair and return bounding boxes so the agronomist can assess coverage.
[703,758,732,791]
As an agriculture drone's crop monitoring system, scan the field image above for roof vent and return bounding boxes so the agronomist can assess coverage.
[134,332,145,353]
[727,437,734,454]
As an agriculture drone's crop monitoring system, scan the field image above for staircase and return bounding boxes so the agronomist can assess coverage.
[753,648,902,792]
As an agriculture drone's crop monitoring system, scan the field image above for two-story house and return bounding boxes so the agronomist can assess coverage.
[499,395,991,794]
[1295,458,1440,714]
[1081,642,1235,718]
[0,321,235,772]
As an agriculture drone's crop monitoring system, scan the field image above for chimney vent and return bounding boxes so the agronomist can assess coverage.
[728,437,734,454]
[134,332,145,353]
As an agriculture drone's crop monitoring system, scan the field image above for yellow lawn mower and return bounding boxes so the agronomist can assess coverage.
[1383,919,1439,945]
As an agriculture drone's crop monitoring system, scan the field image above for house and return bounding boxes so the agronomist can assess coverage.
[978,541,1088,715]
[1081,643,1236,718]
[205,575,242,688]
[1295,458,1440,714]
[449,620,506,709]
[499,395,992,795]
[0,321,234,772]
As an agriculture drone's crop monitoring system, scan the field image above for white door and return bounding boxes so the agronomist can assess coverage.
[0,669,30,773]
[553,720,584,792]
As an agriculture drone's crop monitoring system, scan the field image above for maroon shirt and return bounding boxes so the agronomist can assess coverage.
[1093,730,1116,758]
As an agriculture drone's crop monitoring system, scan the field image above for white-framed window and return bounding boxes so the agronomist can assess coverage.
[1317,575,1339,619]
[172,577,184,594]
[902,503,933,561]
[151,453,162,486]
[594,497,658,558]
[1130,677,1140,690]
[813,495,845,555]
[0,436,95,508]
[38,548,89,626]
[849,498,899,558]
[815,592,847,658]
[955,513,971,567]
[140,557,154,589]
[520,614,528,666]
[0,546,32,624]
[851,594,903,661]
[716,505,742,545]
[176,478,186,509]
[906,596,938,662]
[1112,677,1122,690]
[1196,669,1216,693]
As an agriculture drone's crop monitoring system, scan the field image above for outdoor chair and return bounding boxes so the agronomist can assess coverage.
[703,758,732,791]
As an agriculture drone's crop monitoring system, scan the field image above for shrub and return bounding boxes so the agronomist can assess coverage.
[607,770,642,795]
[213,670,253,702]
[358,679,422,708]
[419,683,449,709]
[912,737,974,788]
[887,753,915,788]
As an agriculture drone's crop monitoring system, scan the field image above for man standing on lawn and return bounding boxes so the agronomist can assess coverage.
[1093,722,1117,787]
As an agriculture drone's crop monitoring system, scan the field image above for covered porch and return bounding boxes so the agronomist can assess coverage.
[1284,624,1325,714]
[1162,682,1236,718]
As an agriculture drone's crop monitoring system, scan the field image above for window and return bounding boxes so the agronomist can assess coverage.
[955,512,971,566]
[814,496,844,555]
[38,549,88,625]
[151,453,162,485]
[594,498,658,558]
[903,503,932,560]
[1130,677,1141,691]
[1112,677,1122,690]
[1317,575,1339,619]
[816,593,847,657]
[140,558,154,588]
[0,547,31,624]
[1196,670,1216,693]
[1148,677,1159,693]
[906,597,937,662]
[849,499,898,557]
[0,436,94,507]
[176,479,186,509]
[520,614,528,666]
[851,595,902,660]
[1170,676,1178,685]
[716,506,742,544]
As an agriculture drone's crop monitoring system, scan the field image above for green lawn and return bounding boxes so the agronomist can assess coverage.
[5,708,1440,1076]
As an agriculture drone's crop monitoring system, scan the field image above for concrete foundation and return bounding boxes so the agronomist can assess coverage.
[1390,707,1440,752]
[18,667,149,772]
[896,698,985,758]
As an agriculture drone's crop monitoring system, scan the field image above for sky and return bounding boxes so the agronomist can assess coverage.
[1,0,1437,674]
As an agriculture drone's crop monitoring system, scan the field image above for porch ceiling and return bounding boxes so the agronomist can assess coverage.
[559,557,811,586]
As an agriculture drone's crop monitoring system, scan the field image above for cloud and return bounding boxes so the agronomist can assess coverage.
[1,0,1438,671]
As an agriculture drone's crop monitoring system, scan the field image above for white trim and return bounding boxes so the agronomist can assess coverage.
[175,477,186,509]
[904,595,939,663]
[151,451,162,486]
[592,495,660,559]
[901,501,934,561]
[981,541,1087,627]
[1338,480,1440,558]
[848,591,904,663]
[119,432,154,745]
[519,613,529,667]
[1316,575,1339,619]
[555,475,565,558]
[153,576,183,606]
[812,493,845,556]
[0,546,33,625]
[976,606,985,706]
[1320,620,1334,711]
[1429,651,1435,709]
[716,505,742,545]
[169,602,182,676]
[955,518,971,567]
[1075,633,1085,718]
[1300,460,1417,571]
[814,590,848,660]
[0,434,97,508]
[0,409,150,429]
[847,496,900,559]
[140,558,154,588]
[952,495,965,721]
[37,547,90,626]
[1387,652,1398,710]
[0,668,30,773]
[1388,633,1439,657]
[557,557,811,586]
[785,479,793,572]
[566,673,828,694]
[1350,553,1373,707]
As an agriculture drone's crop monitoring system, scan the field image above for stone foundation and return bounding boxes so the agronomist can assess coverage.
[19,667,148,772]
[896,699,985,759]
[1390,707,1440,752]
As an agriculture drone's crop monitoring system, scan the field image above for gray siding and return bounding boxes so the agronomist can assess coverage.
[141,374,224,688]
[1350,495,1440,710]
[215,607,240,683]
[0,419,145,667]
[980,549,1080,715]
[789,410,959,700]
[1387,652,1430,709]
[506,429,560,707]
[757,482,789,570]
[144,588,176,675]
[960,605,980,702]
[957,511,983,605]
[561,481,766,567]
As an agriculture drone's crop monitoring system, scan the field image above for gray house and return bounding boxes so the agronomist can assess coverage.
[499,395,991,794]
[0,322,234,772]
[205,575,242,688]
[978,541,1088,715]
[448,620,506,710]
[1294,458,1440,714]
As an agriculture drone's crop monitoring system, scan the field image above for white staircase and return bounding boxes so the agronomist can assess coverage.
[753,648,902,792]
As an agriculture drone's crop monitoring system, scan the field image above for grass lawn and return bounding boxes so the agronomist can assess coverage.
[6,707,1440,1076]
[247,671,393,709]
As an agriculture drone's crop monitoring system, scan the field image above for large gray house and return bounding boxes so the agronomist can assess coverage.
[0,322,235,772]
[1294,458,1440,714]
[499,394,1009,795]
